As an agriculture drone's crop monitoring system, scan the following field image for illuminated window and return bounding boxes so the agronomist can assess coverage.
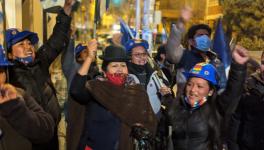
[208,0,219,6]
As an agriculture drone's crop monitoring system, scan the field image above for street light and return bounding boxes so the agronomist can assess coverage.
[113,0,121,5]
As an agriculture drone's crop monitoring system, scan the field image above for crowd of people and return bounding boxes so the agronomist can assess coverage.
[0,1,263,150]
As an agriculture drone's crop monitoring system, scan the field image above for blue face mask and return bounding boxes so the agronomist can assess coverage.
[194,35,211,52]
[15,56,33,64]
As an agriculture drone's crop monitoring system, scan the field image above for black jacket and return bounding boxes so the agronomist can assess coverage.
[0,88,55,150]
[169,62,246,150]
[227,72,264,150]
[8,10,71,150]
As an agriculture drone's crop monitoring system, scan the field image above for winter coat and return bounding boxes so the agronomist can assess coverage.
[127,62,169,114]
[169,62,246,150]
[227,72,264,150]
[70,74,157,150]
[0,88,55,150]
[8,10,71,150]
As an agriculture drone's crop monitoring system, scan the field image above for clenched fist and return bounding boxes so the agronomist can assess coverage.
[0,84,18,104]
[232,45,249,65]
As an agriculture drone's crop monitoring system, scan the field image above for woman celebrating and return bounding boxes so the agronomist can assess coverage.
[168,45,249,150]
[69,44,157,150]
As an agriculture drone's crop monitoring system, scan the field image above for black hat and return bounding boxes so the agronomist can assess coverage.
[187,24,212,39]
[99,45,129,62]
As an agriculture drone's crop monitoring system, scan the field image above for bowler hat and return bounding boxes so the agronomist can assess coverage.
[99,45,129,62]
[6,28,39,51]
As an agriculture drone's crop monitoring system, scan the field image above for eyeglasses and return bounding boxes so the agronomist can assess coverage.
[132,52,148,58]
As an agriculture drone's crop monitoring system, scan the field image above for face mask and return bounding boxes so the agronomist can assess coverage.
[106,73,127,86]
[15,56,33,64]
[194,35,211,52]
[184,96,207,109]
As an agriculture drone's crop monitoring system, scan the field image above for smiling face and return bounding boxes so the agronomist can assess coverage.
[131,46,148,66]
[10,39,36,60]
[185,77,213,103]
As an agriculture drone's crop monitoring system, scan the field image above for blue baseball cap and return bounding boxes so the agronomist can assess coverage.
[124,39,149,54]
[0,45,13,66]
[75,43,87,56]
[183,62,218,86]
[6,28,39,52]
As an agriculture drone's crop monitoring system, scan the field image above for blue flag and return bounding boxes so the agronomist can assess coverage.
[120,19,136,46]
[212,18,232,70]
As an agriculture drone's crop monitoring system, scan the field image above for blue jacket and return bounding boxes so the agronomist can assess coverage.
[70,74,120,150]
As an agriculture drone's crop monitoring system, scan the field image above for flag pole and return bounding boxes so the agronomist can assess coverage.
[1,0,9,83]
[93,0,99,38]
[2,0,6,50]
[135,0,140,39]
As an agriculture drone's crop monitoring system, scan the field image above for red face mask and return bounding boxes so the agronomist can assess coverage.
[105,73,127,86]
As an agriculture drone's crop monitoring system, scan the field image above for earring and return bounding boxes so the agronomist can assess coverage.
[208,91,213,96]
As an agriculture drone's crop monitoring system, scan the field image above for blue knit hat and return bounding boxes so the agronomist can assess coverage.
[183,62,218,86]
[6,28,39,52]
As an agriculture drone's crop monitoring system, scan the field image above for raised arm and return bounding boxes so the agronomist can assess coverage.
[37,0,76,71]
[217,45,249,116]
[61,38,78,83]
[166,6,192,64]
[70,39,97,104]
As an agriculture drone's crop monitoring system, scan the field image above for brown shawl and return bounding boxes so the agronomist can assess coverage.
[86,80,158,150]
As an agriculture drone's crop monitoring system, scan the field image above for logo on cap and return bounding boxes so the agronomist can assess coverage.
[12,30,17,35]
[204,71,209,75]
[129,42,134,46]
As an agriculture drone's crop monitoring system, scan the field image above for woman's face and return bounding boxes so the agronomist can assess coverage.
[131,46,148,66]
[185,77,213,102]
[11,39,36,60]
[106,62,128,74]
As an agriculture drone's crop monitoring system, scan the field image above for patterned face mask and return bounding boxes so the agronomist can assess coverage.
[184,96,207,110]
[105,73,127,86]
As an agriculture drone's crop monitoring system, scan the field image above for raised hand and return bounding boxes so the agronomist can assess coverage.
[87,39,98,61]
[159,86,172,96]
[232,45,249,65]
[63,0,76,16]
[180,6,192,23]
[0,84,18,104]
